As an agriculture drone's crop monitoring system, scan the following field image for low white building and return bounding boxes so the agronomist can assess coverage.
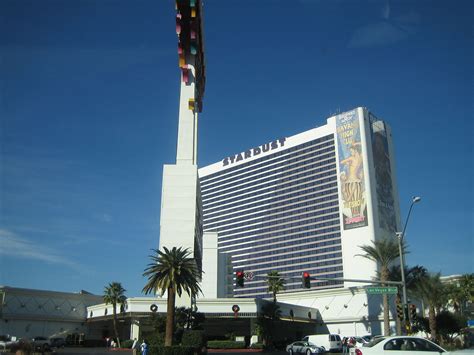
[0,286,102,341]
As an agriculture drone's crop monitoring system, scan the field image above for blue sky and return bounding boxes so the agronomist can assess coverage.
[1,0,472,297]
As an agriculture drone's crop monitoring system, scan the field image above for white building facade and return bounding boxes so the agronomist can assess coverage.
[198,107,402,335]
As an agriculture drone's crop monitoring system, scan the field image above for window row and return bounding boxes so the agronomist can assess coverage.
[232,237,342,262]
[203,187,339,222]
[216,211,340,239]
[231,252,343,273]
[203,159,336,204]
[219,226,341,252]
[217,213,340,241]
[204,200,339,231]
[204,179,338,213]
[203,166,337,212]
[231,245,342,269]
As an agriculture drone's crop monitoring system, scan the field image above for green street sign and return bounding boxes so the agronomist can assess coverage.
[366,287,398,294]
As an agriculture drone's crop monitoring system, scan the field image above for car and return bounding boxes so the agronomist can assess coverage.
[31,336,51,352]
[50,337,66,348]
[349,336,450,354]
[302,334,342,352]
[286,340,325,354]
[0,335,18,350]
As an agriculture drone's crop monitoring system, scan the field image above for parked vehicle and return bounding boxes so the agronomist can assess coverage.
[50,337,66,348]
[31,336,51,352]
[349,336,450,354]
[0,335,18,350]
[302,334,342,352]
[286,340,325,354]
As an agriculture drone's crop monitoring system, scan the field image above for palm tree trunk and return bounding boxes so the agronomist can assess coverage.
[429,305,437,342]
[383,294,390,335]
[165,287,176,346]
[381,268,390,336]
[112,304,121,348]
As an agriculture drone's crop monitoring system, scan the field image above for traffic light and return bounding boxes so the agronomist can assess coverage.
[409,304,417,320]
[396,302,404,320]
[236,270,244,287]
[302,272,311,289]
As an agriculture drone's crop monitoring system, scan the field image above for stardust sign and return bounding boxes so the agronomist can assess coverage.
[222,137,287,166]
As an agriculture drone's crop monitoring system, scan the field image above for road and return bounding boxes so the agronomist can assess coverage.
[21,347,474,355]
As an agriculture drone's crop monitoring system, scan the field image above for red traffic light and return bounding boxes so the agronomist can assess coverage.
[302,272,311,288]
[236,271,245,287]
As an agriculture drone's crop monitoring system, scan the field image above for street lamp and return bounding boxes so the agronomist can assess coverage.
[397,196,421,333]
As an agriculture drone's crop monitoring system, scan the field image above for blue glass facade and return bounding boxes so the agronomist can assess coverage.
[199,134,344,298]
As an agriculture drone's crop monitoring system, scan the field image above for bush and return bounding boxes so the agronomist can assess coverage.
[181,330,206,348]
[149,345,196,355]
[10,339,33,354]
[121,339,134,348]
[207,340,245,349]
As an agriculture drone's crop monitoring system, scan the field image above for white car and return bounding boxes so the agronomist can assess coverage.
[349,336,449,354]
[286,340,325,354]
[0,335,18,350]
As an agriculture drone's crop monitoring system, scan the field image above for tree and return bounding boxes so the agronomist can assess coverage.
[411,272,445,342]
[386,264,427,334]
[358,238,404,336]
[267,270,285,303]
[142,247,202,346]
[436,311,467,345]
[256,301,282,348]
[103,282,126,348]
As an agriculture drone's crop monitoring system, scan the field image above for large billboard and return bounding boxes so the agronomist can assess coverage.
[336,110,368,230]
[370,115,397,233]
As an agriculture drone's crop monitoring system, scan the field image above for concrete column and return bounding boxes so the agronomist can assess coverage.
[130,320,140,340]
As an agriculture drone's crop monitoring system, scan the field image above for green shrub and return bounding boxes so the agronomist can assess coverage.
[149,345,195,355]
[207,340,245,349]
[121,339,134,348]
[250,342,264,349]
[181,330,207,348]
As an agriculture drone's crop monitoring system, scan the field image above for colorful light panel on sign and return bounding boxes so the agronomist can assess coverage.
[336,110,368,230]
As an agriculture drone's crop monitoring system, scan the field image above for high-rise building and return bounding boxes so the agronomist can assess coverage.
[199,107,401,299]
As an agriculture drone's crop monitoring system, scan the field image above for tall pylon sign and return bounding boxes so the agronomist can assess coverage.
[175,0,206,164]
[158,0,206,306]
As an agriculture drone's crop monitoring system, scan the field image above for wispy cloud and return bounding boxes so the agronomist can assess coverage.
[348,2,419,48]
[0,229,82,270]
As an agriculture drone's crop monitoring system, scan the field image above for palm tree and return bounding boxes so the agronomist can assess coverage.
[411,272,445,342]
[257,301,282,347]
[386,264,427,334]
[358,238,403,336]
[103,282,126,348]
[142,247,202,346]
[267,270,285,303]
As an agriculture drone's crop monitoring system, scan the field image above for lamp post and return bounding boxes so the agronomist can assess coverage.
[397,196,421,333]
